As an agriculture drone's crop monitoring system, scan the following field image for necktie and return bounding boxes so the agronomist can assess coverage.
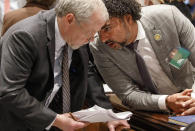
[126,40,158,94]
[62,45,70,112]
[4,0,10,14]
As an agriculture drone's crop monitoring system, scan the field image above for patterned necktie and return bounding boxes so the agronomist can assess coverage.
[126,40,158,94]
[4,0,10,14]
[62,45,70,112]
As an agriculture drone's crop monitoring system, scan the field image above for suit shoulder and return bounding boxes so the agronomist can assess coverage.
[141,5,181,26]
[141,5,178,18]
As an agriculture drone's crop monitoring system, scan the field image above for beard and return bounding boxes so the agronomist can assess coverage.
[105,39,127,47]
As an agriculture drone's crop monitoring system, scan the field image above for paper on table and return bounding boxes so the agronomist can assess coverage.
[72,105,132,123]
[103,84,113,93]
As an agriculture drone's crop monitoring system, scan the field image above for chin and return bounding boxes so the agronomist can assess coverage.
[69,45,81,50]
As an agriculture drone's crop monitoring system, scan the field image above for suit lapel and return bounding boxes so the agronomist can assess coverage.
[39,10,56,105]
[100,42,143,84]
[44,9,56,71]
[140,17,174,82]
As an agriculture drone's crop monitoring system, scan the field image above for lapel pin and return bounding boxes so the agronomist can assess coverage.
[154,34,161,41]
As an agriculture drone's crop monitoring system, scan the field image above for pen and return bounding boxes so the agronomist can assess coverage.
[69,112,77,121]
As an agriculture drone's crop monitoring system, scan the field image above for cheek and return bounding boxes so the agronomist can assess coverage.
[111,30,125,41]
[72,32,84,41]
[75,36,88,45]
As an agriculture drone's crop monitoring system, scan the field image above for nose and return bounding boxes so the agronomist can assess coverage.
[89,37,95,42]
[87,36,95,42]
[99,31,109,43]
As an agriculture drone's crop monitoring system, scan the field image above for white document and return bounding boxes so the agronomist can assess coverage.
[72,105,132,123]
[103,84,113,93]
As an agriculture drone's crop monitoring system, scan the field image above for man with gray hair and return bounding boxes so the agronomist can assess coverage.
[0,0,130,131]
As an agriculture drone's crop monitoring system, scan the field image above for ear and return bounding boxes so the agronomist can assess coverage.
[64,13,76,25]
[123,14,134,25]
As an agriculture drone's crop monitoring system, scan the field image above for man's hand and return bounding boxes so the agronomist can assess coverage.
[166,89,192,113]
[53,113,89,131]
[107,120,130,131]
[180,98,195,116]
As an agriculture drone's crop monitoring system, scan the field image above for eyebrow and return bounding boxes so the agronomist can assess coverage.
[101,24,111,30]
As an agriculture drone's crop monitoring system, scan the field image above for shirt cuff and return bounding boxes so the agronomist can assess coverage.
[45,115,57,130]
[158,95,168,110]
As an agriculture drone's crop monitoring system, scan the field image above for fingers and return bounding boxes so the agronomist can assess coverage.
[166,91,195,115]
[176,96,191,101]
[189,100,195,107]
[57,113,89,130]
[182,89,193,95]
[166,95,192,113]
[108,124,115,131]
[118,120,130,127]
[107,120,130,131]
[73,121,89,130]
[181,107,195,116]
[182,99,195,108]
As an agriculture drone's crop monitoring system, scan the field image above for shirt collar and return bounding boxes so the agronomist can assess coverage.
[135,20,146,41]
[55,17,66,52]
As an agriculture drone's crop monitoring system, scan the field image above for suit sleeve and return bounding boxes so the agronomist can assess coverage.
[171,6,195,67]
[86,60,113,109]
[0,31,56,130]
[90,41,160,111]
[85,45,112,109]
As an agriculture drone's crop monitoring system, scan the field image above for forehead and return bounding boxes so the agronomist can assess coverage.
[104,17,122,26]
[82,12,106,30]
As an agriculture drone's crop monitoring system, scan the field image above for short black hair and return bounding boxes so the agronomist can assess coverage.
[103,0,141,21]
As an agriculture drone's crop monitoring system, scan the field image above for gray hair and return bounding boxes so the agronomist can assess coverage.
[55,0,108,22]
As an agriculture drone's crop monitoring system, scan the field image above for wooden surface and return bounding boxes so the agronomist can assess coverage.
[76,122,134,131]
[76,123,108,131]
[108,94,182,131]
[77,93,182,131]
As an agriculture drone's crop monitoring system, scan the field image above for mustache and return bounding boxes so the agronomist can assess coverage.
[105,40,126,47]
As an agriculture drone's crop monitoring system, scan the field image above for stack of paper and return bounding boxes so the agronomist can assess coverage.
[72,105,132,123]
[103,84,113,93]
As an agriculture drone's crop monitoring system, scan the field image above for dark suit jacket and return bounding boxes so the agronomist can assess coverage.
[0,9,89,131]
[1,2,48,36]
[86,45,112,109]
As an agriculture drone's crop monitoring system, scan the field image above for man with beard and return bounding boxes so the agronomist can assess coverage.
[90,0,195,115]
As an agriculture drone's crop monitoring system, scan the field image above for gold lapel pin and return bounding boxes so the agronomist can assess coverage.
[154,34,161,41]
